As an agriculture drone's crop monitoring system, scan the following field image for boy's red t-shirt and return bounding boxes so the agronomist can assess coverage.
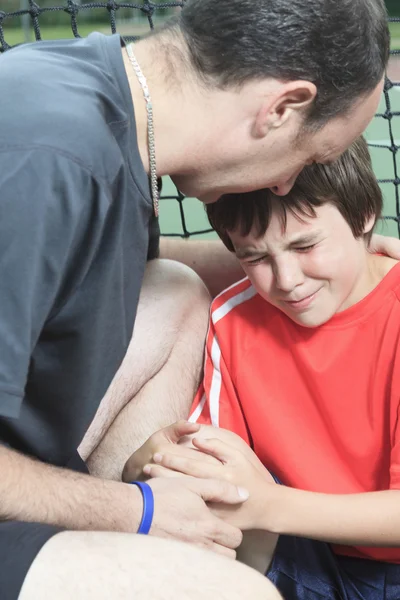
[190,262,400,563]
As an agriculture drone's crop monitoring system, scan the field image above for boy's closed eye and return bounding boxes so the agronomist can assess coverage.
[294,244,316,253]
[244,244,317,266]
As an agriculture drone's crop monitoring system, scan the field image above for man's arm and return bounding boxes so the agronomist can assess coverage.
[160,233,400,298]
[0,444,141,532]
[159,237,244,297]
[0,443,246,555]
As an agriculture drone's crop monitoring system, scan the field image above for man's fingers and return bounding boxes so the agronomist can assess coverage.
[369,233,400,259]
[207,518,243,550]
[209,543,237,560]
[190,478,249,505]
[208,502,243,528]
[163,420,200,444]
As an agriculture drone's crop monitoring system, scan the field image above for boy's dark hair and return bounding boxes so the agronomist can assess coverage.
[206,137,382,251]
[167,0,389,127]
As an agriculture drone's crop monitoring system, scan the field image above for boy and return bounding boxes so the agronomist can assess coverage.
[135,137,400,599]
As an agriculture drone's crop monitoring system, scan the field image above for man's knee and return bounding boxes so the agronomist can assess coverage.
[133,258,211,374]
[79,260,210,462]
[20,531,281,600]
[140,258,211,327]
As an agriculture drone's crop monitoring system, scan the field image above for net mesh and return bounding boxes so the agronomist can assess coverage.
[0,3,399,238]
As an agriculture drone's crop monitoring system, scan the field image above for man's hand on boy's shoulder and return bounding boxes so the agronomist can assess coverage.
[369,233,400,259]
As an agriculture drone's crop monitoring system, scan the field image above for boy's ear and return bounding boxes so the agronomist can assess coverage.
[363,215,376,235]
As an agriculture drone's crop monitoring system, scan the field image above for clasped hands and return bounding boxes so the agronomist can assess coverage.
[123,421,276,531]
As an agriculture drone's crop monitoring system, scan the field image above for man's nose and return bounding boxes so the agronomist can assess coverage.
[270,170,302,196]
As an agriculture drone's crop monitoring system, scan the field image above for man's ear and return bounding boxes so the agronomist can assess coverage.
[253,80,317,138]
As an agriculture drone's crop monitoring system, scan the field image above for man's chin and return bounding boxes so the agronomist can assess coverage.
[169,176,220,204]
[198,192,221,204]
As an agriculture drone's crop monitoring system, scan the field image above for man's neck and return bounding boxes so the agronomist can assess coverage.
[122,38,211,178]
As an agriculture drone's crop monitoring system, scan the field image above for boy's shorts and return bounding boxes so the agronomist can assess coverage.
[267,524,400,599]
[0,452,87,600]
[266,473,400,599]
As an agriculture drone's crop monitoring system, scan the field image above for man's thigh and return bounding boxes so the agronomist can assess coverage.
[80,258,210,477]
[0,520,61,600]
[2,452,87,600]
[19,530,282,600]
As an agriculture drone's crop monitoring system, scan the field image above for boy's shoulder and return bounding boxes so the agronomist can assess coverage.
[383,258,400,295]
[210,277,277,327]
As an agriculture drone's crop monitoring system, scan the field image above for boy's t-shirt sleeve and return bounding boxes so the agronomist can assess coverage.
[389,401,400,489]
[189,310,251,445]
[0,148,96,419]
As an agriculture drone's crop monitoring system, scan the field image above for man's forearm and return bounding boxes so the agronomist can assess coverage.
[159,237,244,297]
[0,445,141,532]
[266,486,400,546]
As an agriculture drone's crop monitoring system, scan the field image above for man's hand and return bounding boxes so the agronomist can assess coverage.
[122,421,220,482]
[145,436,277,531]
[147,476,248,557]
[369,233,400,259]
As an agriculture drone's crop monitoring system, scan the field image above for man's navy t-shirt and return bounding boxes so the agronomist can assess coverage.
[0,33,159,465]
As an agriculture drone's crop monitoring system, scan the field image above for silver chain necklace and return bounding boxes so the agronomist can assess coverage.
[126,43,159,217]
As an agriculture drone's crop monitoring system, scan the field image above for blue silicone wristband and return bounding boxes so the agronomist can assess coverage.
[130,481,154,534]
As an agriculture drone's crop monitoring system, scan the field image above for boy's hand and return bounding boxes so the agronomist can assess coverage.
[122,420,220,482]
[144,436,277,531]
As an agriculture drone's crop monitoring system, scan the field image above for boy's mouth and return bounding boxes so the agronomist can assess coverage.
[283,289,322,310]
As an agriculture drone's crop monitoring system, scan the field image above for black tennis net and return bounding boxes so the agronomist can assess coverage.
[0,3,399,238]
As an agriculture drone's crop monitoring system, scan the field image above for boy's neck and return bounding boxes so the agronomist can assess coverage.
[340,253,398,314]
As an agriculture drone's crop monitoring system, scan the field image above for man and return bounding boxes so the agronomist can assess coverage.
[0,0,396,598]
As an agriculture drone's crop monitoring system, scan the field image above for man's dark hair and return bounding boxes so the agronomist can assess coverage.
[206,137,382,250]
[169,0,389,126]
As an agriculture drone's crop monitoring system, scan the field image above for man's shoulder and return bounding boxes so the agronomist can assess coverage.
[0,34,127,181]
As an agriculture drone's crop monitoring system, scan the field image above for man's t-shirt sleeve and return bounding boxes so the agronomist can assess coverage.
[0,148,95,418]
[189,309,251,445]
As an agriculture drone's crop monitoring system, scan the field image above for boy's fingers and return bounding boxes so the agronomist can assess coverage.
[191,437,234,464]
[154,443,222,466]
[191,478,249,505]
[153,452,221,479]
[143,463,186,478]
[162,420,200,444]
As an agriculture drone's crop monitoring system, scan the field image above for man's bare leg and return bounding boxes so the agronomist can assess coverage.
[79,258,211,480]
[19,532,282,600]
